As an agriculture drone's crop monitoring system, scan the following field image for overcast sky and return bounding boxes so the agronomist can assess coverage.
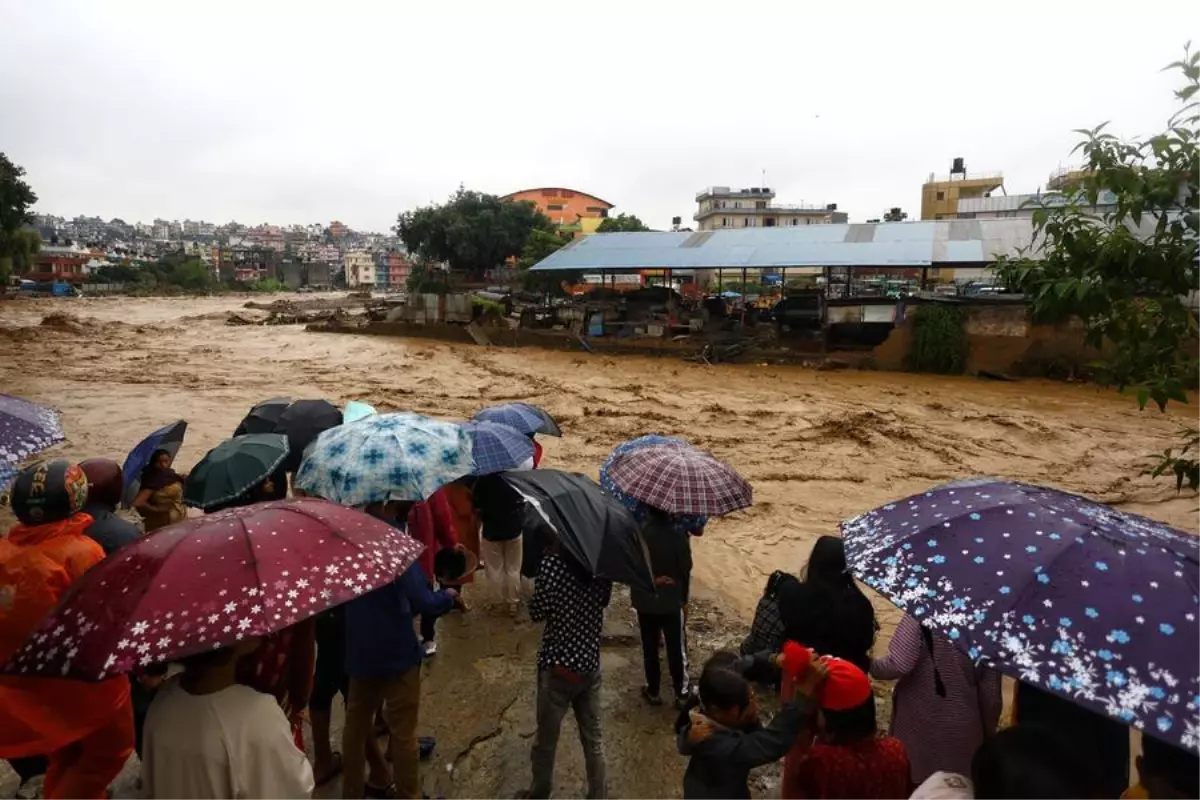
[3,0,1196,232]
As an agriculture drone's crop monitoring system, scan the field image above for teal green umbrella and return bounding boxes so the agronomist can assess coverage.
[344,400,377,424]
[183,433,290,511]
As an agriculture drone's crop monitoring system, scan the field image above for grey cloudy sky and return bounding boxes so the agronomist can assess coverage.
[2,0,1196,232]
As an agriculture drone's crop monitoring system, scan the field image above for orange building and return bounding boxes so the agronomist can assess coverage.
[500,187,614,235]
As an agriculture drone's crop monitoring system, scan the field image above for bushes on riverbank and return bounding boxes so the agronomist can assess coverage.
[907,304,969,374]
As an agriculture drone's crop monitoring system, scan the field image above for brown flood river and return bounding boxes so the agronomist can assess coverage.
[1,293,1196,636]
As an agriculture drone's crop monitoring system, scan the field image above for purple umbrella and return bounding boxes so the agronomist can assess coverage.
[0,394,65,491]
[842,478,1200,753]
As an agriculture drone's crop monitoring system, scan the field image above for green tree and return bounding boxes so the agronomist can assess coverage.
[995,45,1199,490]
[0,153,39,285]
[517,228,576,293]
[596,213,652,233]
[395,187,554,281]
[406,261,453,294]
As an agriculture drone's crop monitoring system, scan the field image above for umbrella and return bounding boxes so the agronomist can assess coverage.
[841,478,1200,753]
[464,420,536,475]
[499,469,654,593]
[604,444,752,516]
[183,433,291,510]
[274,399,343,472]
[0,394,65,491]
[121,420,188,508]
[474,403,562,437]
[295,412,472,506]
[599,436,708,533]
[344,400,377,424]
[234,397,292,436]
[2,498,424,680]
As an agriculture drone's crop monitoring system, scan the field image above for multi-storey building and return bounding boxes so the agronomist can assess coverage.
[920,158,1004,220]
[694,186,847,230]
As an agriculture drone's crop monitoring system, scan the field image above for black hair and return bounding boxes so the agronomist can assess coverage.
[971,725,1094,800]
[698,652,751,713]
[1141,734,1200,799]
[821,696,878,743]
[801,535,852,592]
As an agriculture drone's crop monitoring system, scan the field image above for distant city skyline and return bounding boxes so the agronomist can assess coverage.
[3,1,1195,233]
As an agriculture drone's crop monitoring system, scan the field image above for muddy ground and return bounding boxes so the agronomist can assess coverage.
[0,293,1195,797]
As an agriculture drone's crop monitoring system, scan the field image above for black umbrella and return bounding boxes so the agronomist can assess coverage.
[234,397,292,436]
[273,399,343,472]
[498,469,653,593]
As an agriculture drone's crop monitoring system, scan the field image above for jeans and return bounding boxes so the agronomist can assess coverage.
[342,668,422,799]
[529,667,606,799]
[482,536,523,604]
[637,610,690,698]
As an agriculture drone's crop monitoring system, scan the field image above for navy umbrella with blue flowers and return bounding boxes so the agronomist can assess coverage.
[842,478,1200,753]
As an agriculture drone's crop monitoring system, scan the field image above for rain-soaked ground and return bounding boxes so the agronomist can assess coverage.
[0,293,1195,797]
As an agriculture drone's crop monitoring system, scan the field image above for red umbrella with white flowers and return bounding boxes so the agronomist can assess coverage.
[604,445,752,516]
[3,498,423,681]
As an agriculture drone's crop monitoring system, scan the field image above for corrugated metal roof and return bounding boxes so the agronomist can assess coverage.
[529,219,1037,272]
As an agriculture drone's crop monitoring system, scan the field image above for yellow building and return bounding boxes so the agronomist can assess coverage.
[920,159,1004,220]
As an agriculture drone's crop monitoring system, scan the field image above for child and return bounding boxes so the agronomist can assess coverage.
[790,695,910,799]
[676,650,828,799]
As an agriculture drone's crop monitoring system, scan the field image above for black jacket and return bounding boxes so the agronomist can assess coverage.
[473,475,526,542]
[83,503,141,556]
[778,579,876,672]
[675,693,814,799]
[630,515,692,615]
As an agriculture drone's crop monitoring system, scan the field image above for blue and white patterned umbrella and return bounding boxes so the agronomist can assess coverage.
[464,420,535,475]
[0,394,65,491]
[295,412,472,506]
[474,403,561,437]
[842,478,1200,753]
[599,435,708,533]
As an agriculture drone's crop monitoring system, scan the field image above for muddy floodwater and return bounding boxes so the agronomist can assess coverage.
[1,293,1197,798]
[1,293,1196,622]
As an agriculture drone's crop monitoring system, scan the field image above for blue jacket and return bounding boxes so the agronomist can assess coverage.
[344,561,454,679]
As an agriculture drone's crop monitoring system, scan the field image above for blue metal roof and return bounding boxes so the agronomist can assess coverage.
[529,219,1037,272]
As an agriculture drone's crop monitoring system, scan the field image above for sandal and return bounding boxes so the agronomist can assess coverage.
[364,782,397,799]
[314,752,344,787]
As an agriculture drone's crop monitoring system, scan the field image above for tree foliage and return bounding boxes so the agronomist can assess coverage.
[517,228,576,294]
[0,153,39,285]
[596,213,652,233]
[994,45,1199,490]
[395,187,554,281]
[908,304,969,374]
[405,261,453,295]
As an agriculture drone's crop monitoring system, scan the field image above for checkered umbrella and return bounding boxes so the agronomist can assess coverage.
[464,421,535,475]
[604,445,752,516]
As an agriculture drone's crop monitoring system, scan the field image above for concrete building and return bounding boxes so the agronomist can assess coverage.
[344,250,374,287]
[921,158,1004,220]
[694,187,847,231]
[375,251,411,290]
[956,188,1119,219]
[329,220,349,238]
[500,187,614,238]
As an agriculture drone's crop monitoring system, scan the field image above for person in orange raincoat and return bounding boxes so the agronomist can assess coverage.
[0,460,134,800]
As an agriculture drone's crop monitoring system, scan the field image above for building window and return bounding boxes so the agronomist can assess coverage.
[936,191,945,201]
[790,218,798,226]
[734,201,742,209]
[722,217,730,227]
[585,206,606,213]
[547,204,564,210]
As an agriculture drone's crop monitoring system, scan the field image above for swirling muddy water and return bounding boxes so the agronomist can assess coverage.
[2,294,1196,638]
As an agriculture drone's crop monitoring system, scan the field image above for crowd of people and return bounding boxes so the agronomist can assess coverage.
[0,437,1197,800]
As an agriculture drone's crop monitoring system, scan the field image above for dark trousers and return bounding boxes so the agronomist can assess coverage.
[419,580,450,644]
[636,610,689,698]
